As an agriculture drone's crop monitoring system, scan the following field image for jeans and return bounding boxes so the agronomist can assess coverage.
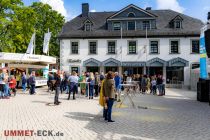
[104,98,114,121]
[68,83,78,99]
[157,84,163,94]
[4,84,10,96]
[54,87,60,103]
[86,84,89,96]
[22,83,26,92]
[89,85,94,97]
[30,84,35,94]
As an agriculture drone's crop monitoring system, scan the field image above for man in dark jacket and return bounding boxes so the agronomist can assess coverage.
[29,71,36,95]
[54,70,61,105]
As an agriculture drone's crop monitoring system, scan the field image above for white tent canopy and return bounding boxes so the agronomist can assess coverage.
[0,52,56,67]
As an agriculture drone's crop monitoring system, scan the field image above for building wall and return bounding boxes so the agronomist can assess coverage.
[60,37,200,86]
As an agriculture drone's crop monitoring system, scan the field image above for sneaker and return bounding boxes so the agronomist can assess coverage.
[117,99,121,102]
[108,120,115,122]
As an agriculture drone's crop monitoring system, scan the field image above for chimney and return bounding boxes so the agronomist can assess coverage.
[208,12,210,21]
[82,3,89,17]
[146,7,152,10]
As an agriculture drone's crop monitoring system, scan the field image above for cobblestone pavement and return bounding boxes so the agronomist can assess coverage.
[0,87,210,140]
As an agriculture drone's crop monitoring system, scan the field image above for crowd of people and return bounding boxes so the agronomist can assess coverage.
[0,68,37,99]
[1,67,166,122]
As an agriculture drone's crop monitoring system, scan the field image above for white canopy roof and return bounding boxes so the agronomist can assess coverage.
[0,52,56,68]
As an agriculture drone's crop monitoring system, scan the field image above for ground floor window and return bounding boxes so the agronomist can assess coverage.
[147,67,163,76]
[166,67,184,83]
[86,67,99,73]
[105,67,118,73]
[123,67,143,76]
[71,67,79,74]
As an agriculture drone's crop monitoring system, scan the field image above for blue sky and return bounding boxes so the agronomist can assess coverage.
[23,0,210,22]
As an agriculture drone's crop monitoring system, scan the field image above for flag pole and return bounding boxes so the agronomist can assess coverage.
[48,28,50,56]
[34,30,36,55]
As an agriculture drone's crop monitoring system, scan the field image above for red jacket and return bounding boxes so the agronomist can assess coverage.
[9,79,16,89]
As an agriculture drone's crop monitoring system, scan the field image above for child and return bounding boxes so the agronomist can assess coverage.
[9,75,17,96]
[151,78,157,95]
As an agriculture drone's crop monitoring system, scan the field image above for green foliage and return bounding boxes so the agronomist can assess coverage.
[0,0,65,57]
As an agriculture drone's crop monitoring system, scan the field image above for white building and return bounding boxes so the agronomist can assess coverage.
[58,3,203,88]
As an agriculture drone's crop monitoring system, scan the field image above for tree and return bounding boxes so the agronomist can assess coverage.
[30,2,65,57]
[0,0,23,52]
[0,1,65,57]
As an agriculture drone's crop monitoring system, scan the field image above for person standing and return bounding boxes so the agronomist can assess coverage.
[94,72,100,97]
[29,71,36,95]
[157,75,163,96]
[151,77,157,95]
[88,72,95,99]
[67,71,79,100]
[15,72,21,88]
[114,72,121,102]
[103,71,115,122]
[54,70,61,105]
[21,72,27,93]
[141,75,147,94]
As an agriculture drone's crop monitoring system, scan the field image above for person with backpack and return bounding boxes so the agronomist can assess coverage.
[21,72,27,93]
[29,71,36,95]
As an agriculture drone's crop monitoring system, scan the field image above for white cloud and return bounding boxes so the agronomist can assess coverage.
[90,9,96,12]
[40,0,68,18]
[156,0,185,13]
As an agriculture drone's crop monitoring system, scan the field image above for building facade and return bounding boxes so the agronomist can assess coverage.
[58,3,203,87]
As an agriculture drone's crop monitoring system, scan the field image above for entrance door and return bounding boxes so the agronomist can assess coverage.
[105,67,118,73]
[86,67,99,73]
[148,67,163,76]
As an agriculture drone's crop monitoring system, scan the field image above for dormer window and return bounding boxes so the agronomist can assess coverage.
[175,21,181,28]
[84,20,92,31]
[170,15,183,29]
[127,12,135,17]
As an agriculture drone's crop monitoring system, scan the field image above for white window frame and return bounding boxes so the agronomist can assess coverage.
[107,40,117,54]
[88,40,98,55]
[169,39,180,54]
[149,40,159,54]
[127,21,136,31]
[70,41,79,54]
[127,40,138,54]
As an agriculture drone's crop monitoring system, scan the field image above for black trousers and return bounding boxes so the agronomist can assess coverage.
[94,85,99,96]
[54,87,60,103]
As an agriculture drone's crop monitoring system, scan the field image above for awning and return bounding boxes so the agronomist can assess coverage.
[122,62,146,67]
[146,57,167,67]
[103,58,121,66]
[83,58,101,66]
[168,57,189,67]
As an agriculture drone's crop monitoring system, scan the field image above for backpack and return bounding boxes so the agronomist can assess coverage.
[22,76,27,84]
[29,76,35,85]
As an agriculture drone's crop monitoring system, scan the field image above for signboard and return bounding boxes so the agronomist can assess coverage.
[69,59,81,63]
[200,25,208,79]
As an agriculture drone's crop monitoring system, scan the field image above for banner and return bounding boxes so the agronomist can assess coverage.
[200,25,208,79]
[43,32,51,54]
[26,33,35,54]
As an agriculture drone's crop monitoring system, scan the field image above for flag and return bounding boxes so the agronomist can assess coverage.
[43,32,51,54]
[26,33,35,54]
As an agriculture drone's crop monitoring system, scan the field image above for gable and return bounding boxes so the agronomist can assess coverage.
[108,4,157,20]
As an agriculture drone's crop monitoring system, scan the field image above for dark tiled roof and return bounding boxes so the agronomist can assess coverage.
[58,10,203,39]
